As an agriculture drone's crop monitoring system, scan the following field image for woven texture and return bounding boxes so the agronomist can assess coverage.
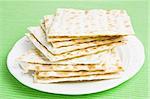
[0,1,148,99]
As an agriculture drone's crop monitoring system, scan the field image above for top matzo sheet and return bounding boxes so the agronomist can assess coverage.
[47,8,134,37]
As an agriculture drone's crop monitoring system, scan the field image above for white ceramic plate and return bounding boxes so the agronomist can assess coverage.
[7,36,145,95]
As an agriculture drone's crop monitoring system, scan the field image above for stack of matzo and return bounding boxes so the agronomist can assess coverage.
[17,8,134,83]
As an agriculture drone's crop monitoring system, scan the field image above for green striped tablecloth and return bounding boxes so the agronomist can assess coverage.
[0,0,148,99]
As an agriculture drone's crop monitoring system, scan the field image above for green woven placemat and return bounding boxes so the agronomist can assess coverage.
[0,1,148,99]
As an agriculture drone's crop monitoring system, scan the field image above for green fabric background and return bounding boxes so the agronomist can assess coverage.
[0,0,149,99]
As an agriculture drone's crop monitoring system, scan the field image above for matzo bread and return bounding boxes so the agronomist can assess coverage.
[47,8,134,37]
[40,18,121,47]
[18,48,123,72]
[43,15,53,42]
[19,62,123,72]
[40,19,45,31]
[41,15,124,43]
[50,36,119,48]
[17,49,110,64]
[26,33,125,61]
[17,48,114,64]
[34,73,121,83]
[28,26,124,54]
[19,60,122,72]
[37,69,122,77]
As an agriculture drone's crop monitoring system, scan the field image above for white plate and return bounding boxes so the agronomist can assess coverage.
[7,36,145,95]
